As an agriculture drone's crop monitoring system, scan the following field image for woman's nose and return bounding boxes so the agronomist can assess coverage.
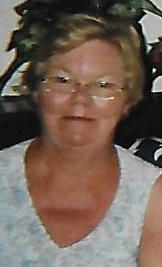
[70,83,92,104]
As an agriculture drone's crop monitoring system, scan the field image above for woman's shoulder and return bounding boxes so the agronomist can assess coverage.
[0,140,32,199]
[0,139,31,171]
[139,173,162,266]
[116,144,161,169]
[0,139,31,155]
[116,144,162,186]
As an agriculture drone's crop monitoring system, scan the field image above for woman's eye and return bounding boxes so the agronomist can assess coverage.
[98,81,113,89]
[55,76,70,84]
[99,81,107,87]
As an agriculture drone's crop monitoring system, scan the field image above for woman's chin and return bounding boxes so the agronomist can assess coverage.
[61,135,94,147]
[58,116,97,147]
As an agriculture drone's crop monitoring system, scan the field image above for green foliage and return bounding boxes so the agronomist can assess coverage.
[7,0,162,60]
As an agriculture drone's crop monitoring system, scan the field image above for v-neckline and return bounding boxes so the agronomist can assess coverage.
[22,140,123,249]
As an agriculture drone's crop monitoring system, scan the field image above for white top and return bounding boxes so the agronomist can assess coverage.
[0,140,161,267]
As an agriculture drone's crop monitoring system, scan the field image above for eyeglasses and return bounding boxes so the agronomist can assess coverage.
[41,75,124,100]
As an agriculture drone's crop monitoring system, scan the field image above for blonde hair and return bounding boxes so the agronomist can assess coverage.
[25,13,146,106]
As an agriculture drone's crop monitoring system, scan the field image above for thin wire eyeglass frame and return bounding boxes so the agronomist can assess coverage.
[40,76,125,101]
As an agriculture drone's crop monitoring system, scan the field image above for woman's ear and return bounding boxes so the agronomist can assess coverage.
[124,103,131,116]
[121,101,132,120]
[32,90,40,104]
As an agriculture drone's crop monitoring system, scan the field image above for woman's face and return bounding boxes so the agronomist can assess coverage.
[36,40,129,149]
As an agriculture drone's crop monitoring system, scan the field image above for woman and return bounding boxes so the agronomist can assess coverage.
[1,13,162,267]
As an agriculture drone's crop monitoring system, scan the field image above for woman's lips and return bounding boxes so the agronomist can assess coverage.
[63,116,95,121]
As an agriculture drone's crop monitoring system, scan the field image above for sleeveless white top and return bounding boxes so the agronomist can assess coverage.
[0,140,161,267]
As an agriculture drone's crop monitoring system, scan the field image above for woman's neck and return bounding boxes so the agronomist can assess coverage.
[25,137,120,218]
[26,137,119,190]
[38,136,115,167]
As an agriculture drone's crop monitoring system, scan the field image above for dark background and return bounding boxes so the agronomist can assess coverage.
[0,92,162,150]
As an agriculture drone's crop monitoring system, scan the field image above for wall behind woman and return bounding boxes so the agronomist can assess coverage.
[0,0,19,76]
[141,0,162,92]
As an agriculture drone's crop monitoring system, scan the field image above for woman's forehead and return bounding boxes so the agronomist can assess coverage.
[41,40,125,87]
[46,40,124,71]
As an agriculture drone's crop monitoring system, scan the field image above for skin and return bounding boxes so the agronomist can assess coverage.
[25,39,162,265]
[139,175,162,267]
[36,40,129,152]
